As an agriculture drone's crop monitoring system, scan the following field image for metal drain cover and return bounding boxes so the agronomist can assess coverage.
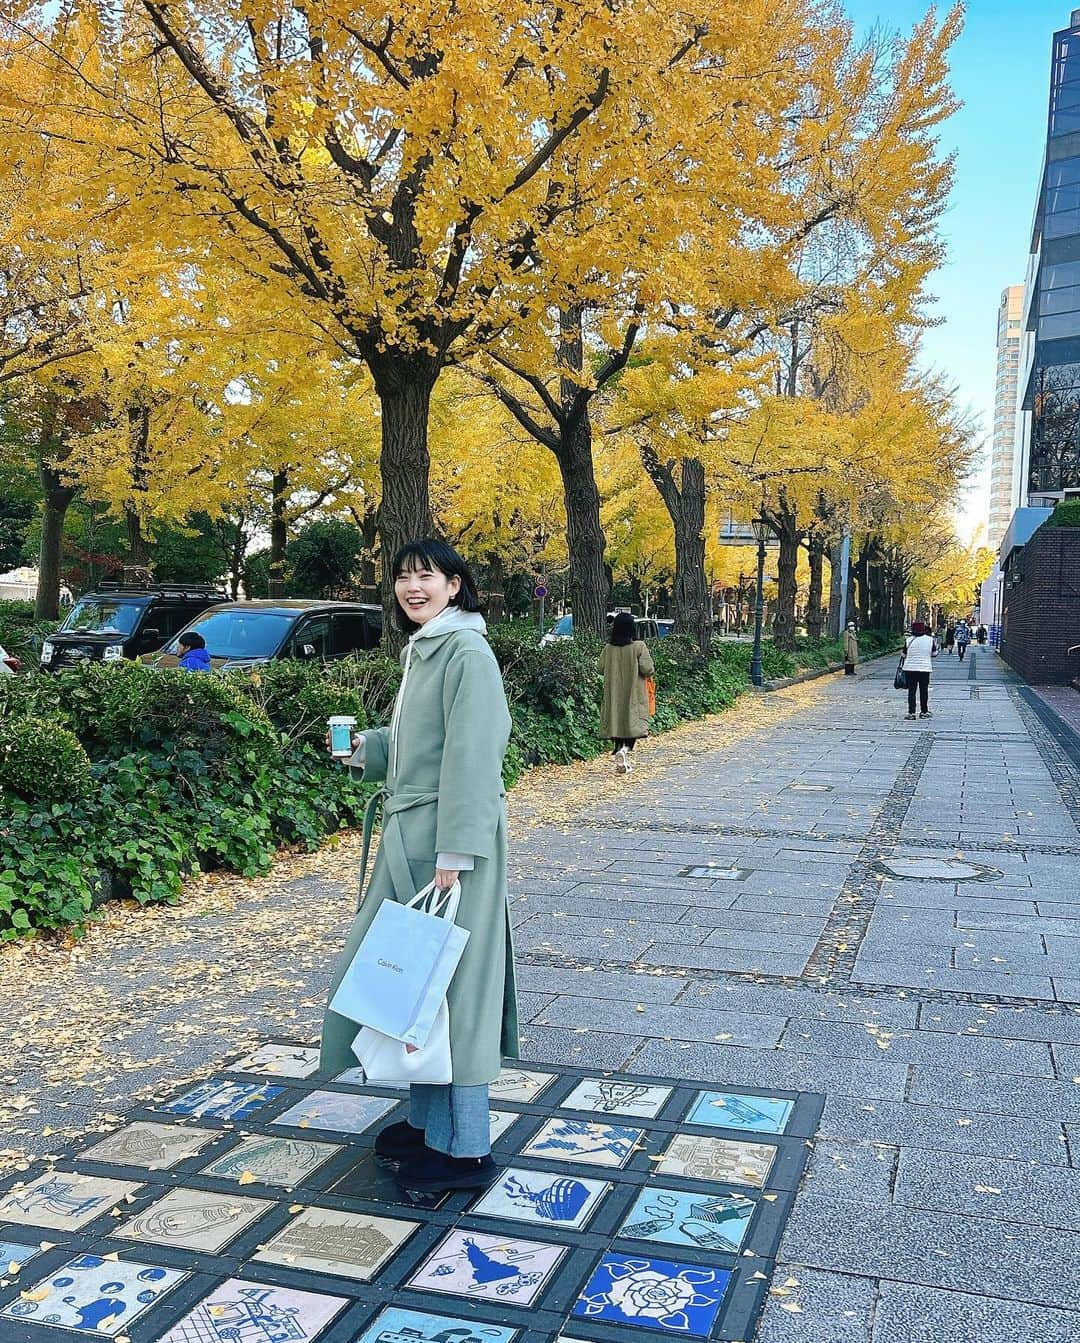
[680,865,752,881]
[878,857,999,882]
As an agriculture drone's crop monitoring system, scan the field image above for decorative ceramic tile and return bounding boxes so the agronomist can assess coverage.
[471,1167,609,1230]
[407,1229,565,1306]
[680,865,751,881]
[229,1043,322,1079]
[252,1206,418,1280]
[81,1122,218,1170]
[488,1109,520,1143]
[157,1279,348,1343]
[272,1089,396,1135]
[619,1187,754,1252]
[115,1186,272,1252]
[572,1253,729,1336]
[355,1307,518,1342]
[159,1079,284,1121]
[489,1067,557,1103]
[201,1135,340,1185]
[0,1172,141,1231]
[329,1150,448,1210]
[562,1078,671,1118]
[521,1117,643,1168]
[656,1134,775,1187]
[0,1239,38,1270]
[0,1252,185,1336]
[334,1066,406,1090]
[687,1091,793,1135]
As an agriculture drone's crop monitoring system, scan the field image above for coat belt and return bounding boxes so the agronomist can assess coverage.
[356,785,439,911]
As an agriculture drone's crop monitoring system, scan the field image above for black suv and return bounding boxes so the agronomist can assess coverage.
[144,600,383,671]
[40,582,228,672]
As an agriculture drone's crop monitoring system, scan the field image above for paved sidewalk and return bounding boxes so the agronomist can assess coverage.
[2,647,1079,1341]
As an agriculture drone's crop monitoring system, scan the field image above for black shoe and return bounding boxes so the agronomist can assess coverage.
[396,1149,496,1192]
[374,1120,426,1161]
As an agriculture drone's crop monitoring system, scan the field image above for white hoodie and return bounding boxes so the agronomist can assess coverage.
[354,604,489,873]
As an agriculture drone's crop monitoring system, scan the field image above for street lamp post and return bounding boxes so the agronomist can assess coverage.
[750,514,769,688]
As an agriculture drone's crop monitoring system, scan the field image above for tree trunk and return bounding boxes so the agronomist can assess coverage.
[125,508,150,567]
[868,548,887,630]
[553,413,608,639]
[269,468,289,597]
[485,549,506,623]
[806,532,826,640]
[773,519,800,651]
[854,541,871,629]
[36,465,75,620]
[371,360,436,650]
[670,458,710,652]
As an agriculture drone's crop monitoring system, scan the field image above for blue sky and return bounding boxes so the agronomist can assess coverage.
[842,1,1071,538]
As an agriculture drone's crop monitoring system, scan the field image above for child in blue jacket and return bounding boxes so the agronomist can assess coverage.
[177,631,211,671]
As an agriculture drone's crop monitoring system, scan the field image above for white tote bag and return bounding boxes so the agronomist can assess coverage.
[352,1000,452,1085]
[329,879,469,1046]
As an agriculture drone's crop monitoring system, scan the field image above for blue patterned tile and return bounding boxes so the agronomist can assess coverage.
[472,1167,609,1229]
[159,1079,284,1121]
[687,1091,794,1134]
[408,1230,565,1306]
[355,1306,518,1341]
[0,1253,185,1336]
[157,1279,348,1343]
[0,1240,37,1269]
[619,1186,754,1252]
[572,1253,729,1336]
[520,1117,643,1168]
[272,1089,396,1135]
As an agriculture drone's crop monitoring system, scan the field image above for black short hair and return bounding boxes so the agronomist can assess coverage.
[179,631,205,649]
[390,537,484,633]
[609,611,636,645]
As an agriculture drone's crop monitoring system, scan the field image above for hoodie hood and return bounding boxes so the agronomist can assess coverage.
[179,647,212,671]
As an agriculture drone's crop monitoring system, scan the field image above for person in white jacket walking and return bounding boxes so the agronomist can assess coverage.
[903,620,937,720]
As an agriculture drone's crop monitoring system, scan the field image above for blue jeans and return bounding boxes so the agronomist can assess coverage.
[409,1083,491,1157]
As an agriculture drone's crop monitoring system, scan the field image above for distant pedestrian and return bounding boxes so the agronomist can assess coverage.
[955,619,971,661]
[177,631,211,671]
[903,620,937,720]
[977,624,988,645]
[943,624,955,654]
[843,622,859,675]
[601,612,655,775]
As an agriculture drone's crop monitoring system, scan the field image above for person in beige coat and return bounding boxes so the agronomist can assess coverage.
[600,612,655,774]
[843,622,859,675]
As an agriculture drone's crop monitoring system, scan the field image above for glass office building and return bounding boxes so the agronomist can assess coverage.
[1019,9,1080,503]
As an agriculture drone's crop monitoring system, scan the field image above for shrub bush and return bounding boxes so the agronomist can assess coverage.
[0,717,93,803]
[0,599,60,661]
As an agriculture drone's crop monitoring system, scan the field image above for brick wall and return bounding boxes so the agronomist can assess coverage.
[1001,527,1080,684]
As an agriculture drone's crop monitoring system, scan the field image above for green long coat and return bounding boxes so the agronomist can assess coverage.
[600,640,655,740]
[319,614,519,1086]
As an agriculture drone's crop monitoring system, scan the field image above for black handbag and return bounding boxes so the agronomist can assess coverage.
[894,647,908,691]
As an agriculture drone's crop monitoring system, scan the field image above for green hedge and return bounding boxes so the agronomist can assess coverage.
[0,599,60,661]
[0,625,899,939]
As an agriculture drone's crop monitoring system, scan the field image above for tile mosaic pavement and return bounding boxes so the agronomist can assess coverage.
[0,1240,38,1269]
[0,1252,185,1336]
[0,1044,822,1343]
[0,1172,142,1231]
[686,1092,794,1134]
[355,1307,518,1342]
[572,1253,730,1336]
[471,1167,610,1230]
[80,1122,218,1170]
[520,1117,643,1168]
[228,1043,322,1078]
[200,1135,341,1185]
[561,1078,672,1118]
[157,1278,348,1343]
[657,1134,777,1187]
[251,1206,418,1280]
[115,1186,272,1252]
[620,1187,755,1253]
[490,1067,558,1103]
[272,1089,397,1134]
[159,1079,284,1121]
[407,1228,566,1306]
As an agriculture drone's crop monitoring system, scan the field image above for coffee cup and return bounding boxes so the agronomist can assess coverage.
[328,715,358,758]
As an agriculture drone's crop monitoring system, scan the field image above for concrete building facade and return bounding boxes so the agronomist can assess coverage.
[988,285,1025,551]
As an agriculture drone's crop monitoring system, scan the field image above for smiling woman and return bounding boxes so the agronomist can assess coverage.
[321,537,516,1196]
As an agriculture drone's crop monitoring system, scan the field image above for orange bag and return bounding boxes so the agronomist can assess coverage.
[645,675,657,716]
